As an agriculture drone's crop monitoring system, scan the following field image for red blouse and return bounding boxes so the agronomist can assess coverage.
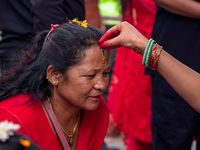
[0,94,109,150]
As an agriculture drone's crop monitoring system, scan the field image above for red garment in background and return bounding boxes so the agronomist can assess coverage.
[0,94,109,150]
[107,0,156,148]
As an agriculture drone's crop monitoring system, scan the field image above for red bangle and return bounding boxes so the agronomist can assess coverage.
[148,43,163,70]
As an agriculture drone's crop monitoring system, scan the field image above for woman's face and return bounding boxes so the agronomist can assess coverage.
[56,45,110,110]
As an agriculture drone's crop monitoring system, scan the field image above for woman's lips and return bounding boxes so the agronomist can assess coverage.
[90,95,101,100]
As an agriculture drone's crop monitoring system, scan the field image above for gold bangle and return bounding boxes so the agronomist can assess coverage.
[148,43,163,70]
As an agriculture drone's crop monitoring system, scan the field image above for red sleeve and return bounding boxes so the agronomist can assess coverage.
[0,108,27,135]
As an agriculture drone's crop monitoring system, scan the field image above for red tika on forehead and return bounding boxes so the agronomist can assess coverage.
[101,48,105,66]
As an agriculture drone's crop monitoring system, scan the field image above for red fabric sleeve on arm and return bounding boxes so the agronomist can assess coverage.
[0,108,27,135]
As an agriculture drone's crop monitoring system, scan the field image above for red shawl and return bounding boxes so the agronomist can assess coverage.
[0,94,109,150]
[107,0,156,143]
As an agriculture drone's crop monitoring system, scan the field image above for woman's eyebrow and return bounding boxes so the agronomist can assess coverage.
[105,66,111,70]
[85,68,102,73]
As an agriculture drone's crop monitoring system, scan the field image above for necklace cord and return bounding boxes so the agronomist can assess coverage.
[47,97,80,145]
[42,99,71,150]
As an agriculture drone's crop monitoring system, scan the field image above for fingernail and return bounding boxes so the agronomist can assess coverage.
[99,42,107,48]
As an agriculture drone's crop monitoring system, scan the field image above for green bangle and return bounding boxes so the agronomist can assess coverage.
[145,39,154,68]
[142,38,153,66]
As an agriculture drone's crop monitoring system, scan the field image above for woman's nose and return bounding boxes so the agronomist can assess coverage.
[94,79,107,91]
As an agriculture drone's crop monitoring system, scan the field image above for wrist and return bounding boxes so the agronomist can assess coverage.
[142,38,163,70]
[138,38,149,55]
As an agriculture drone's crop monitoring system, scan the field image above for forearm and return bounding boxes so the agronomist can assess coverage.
[99,21,200,112]
[154,0,200,19]
[156,50,200,112]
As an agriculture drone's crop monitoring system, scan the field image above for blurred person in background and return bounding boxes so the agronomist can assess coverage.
[145,0,200,150]
[106,0,156,150]
[0,0,85,76]
[85,0,105,32]
[98,0,122,30]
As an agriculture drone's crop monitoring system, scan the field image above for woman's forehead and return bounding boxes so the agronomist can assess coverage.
[69,46,110,72]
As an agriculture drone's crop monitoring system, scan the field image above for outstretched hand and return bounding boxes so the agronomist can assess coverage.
[98,21,148,55]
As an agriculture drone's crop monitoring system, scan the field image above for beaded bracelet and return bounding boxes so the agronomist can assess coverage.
[148,43,163,70]
[142,38,153,66]
[145,39,155,68]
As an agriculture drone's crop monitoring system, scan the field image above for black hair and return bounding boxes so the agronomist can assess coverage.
[0,21,103,102]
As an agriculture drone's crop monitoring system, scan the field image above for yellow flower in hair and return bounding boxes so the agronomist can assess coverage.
[73,18,88,28]
[81,20,88,28]
[73,18,81,25]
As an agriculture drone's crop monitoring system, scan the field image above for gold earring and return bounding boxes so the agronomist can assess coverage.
[46,76,50,82]
[54,85,56,105]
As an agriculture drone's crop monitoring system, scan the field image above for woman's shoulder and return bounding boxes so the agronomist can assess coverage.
[0,108,27,134]
[0,94,41,116]
[1,94,33,103]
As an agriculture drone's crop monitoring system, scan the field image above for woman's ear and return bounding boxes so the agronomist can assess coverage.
[46,65,62,86]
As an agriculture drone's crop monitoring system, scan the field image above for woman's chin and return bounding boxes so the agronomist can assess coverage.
[85,100,100,110]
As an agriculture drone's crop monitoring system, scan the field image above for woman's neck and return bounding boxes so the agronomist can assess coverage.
[49,96,80,127]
